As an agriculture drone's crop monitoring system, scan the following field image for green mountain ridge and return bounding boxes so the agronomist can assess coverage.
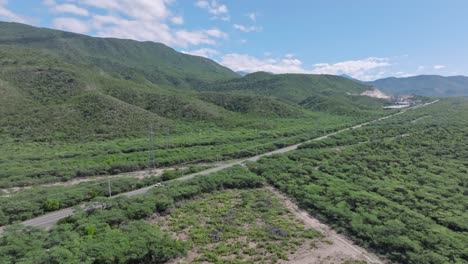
[198,71,387,114]
[0,22,239,87]
[367,75,468,96]
[0,21,388,143]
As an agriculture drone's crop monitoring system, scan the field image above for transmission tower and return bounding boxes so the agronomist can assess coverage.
[148,125,156,173]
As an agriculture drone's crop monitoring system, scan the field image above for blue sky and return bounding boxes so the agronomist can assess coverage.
[1,0,467,80]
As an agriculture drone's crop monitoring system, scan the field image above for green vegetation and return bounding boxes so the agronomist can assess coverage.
[0,166,325,263]
[0,166,266,263]
[249,98,468,263]
[0,22,238,85]
[4,21,465,264]
[155,188,322,263]
[0,22,392,189]
[0,165,210,226]
[198,72,390,115]
[0,115,356,188]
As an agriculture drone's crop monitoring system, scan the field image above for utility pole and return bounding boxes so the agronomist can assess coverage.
[148,125,155,173]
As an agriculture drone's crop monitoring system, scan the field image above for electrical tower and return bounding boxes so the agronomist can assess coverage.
[148,125,156,173]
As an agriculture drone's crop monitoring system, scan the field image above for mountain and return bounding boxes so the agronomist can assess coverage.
[0,22,242,141]
[0,22,389,142]
[0,22,239,88]
[367,75,468,97]
[198,72,389,114]
[236,71,250,76]
[340,74,365,84]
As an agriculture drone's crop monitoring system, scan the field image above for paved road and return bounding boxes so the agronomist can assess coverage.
[2,100,438,232]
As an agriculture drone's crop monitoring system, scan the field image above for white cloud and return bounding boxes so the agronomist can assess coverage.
[204,28,228,38]
[53,17,91,33]
[174,28,226,46]
[182,48,219,58]
[171,16,184,25]
[53,4,89,16]
[433,65,446,70]
[417,65,425,71]
[233,24,261,33]
[219,53,392,81]
[219,53,309,74]
[91,17,225,47]
[195,0,229,20]
[394,71,413,78]
[0,0,29,23]
[43,1,228,48]
[79,0,173,21]
[311,57,391,81]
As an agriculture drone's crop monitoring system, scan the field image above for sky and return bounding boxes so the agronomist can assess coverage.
[1,0,467,81]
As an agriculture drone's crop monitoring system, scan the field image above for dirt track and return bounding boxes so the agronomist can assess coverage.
[266,187,384,264]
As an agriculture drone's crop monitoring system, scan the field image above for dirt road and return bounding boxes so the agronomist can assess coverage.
[266,187,384,264]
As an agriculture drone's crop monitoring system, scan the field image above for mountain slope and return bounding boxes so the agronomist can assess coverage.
[0,21,390,143]
[0,24,300,141]
[200,72,372,102]
[199,72,389,114]
[0,22,239,89]
[367,75,468,96]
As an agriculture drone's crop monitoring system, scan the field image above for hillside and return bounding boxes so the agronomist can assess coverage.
[0,22,239,88]
[367,75,468,96]
[0,22,393,142]
[199,72,390,114]
[0,21,393,187]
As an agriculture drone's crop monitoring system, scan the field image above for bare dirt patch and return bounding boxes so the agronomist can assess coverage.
[267,186,384,264]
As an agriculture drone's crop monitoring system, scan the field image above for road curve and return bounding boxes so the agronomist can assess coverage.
[2,100,438,232]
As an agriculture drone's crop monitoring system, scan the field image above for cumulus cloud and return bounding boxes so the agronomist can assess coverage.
[78,0,172,21]
[233,24,261,33]
[42,0,228,48]
[311,57,391,81]
[182,48,219,58]
[0,0,29,23]
[53,17,91,33]
[52,4,89,16]
[219,53,392,81]
[195,0,229,21]
[219,53,309,74]
[433,65,446,70]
